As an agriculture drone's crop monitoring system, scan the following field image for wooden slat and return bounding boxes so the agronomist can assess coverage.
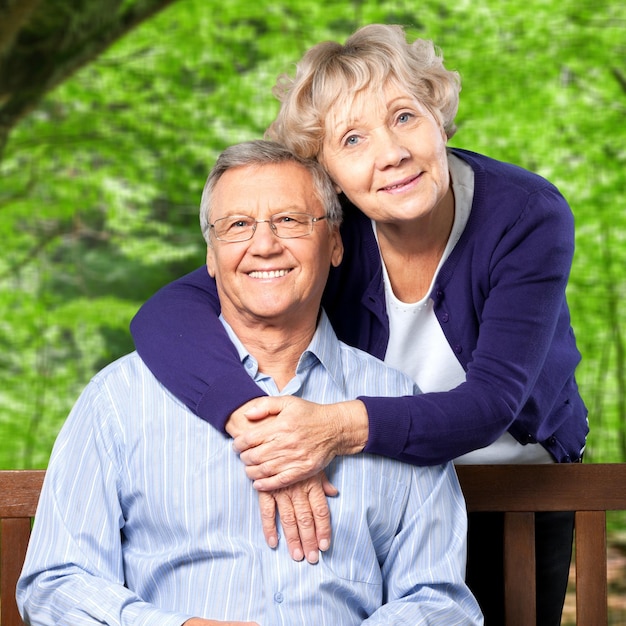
[575,510,608,626]
[456,463,626,512]
[503,512,536,626]
[0,471,45,518]
[0,470,43,626]
[1,518,31,626]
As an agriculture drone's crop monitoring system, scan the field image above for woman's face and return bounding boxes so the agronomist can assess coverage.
[321,82,451,226]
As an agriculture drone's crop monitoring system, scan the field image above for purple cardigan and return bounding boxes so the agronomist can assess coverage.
[131,148,588,465]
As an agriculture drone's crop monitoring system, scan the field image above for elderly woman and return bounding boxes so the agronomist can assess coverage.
[131,24,588,625]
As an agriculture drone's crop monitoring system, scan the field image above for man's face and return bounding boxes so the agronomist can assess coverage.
[206,162,343,329]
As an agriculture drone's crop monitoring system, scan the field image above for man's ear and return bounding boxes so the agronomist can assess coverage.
[330,227,344,268]
[206,247,216,278]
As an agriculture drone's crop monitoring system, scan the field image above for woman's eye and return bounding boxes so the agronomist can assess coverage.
[397,112,413,124]
[344,134,360,147]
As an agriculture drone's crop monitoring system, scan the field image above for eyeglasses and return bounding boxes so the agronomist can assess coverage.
[209,212,328,243]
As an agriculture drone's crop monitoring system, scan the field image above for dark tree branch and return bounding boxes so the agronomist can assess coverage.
[0,0,42,57]
[0,0,181,159]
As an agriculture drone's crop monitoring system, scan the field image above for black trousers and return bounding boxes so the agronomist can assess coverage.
[465,510,575,626]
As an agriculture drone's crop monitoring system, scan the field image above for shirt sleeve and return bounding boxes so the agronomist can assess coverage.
[362,463,483,625]
[16,380,191,626]
[130,265,266,431]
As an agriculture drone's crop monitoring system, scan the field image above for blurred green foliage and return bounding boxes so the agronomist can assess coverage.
[0,0,624,468]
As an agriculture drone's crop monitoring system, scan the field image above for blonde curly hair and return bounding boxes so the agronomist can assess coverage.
[266,24,461,160]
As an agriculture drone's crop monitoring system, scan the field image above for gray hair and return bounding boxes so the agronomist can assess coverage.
[200,140,342,243]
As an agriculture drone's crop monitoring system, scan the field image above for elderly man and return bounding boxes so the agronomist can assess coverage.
[18,141,482,625]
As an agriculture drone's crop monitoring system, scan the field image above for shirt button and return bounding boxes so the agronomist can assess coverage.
[274,592,284,604]
[453,344,462,354]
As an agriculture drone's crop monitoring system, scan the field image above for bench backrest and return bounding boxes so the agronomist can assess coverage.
[2,465,626,625]
[456,463,626,626]
[0,470,44,626]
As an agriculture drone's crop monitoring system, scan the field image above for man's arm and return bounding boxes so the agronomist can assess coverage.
[17,377,260,626]
[362,463,483,625]
[17,380,200,626]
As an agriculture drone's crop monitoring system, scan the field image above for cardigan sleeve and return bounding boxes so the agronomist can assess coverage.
[130,266,265,432]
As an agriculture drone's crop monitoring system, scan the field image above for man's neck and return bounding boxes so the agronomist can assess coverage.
[225,316,318,391]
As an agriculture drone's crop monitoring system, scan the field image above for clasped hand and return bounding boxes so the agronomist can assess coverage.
[225,396,367,563]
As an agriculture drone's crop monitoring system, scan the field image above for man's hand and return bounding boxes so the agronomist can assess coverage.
[258,471,337,563]
[229,397,368,491]
[183,619,259,625]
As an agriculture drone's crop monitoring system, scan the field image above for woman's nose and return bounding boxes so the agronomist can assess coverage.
[374,129,410,169]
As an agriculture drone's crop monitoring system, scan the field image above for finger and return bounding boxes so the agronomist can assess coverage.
[243,455,317,484]
[322,475,339,497]
[251,469,307,492]
[258,492,278,549]
[307,480,333,553]
[232,433,256,454]
[273,491,304,562]
[242,404,273,420]
[287,487,320,564]
[243,396,286,421]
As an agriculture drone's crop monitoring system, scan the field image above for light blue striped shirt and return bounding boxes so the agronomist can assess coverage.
[18,312,482,625]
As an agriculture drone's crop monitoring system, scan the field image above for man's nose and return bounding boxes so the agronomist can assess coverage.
[248,219,282,251]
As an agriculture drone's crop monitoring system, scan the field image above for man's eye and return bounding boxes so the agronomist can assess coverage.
[229,219,251,230]
[275,214,304,225]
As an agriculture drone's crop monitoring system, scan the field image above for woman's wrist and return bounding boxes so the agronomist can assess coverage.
[336,399,369,455]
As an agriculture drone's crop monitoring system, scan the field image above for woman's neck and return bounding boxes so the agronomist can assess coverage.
[376,187,455,302]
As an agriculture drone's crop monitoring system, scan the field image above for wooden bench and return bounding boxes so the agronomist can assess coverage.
[2,465,626,626]
[456,463,626,626]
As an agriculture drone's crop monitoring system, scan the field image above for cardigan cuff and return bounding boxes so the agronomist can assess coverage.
[359,395,411,459]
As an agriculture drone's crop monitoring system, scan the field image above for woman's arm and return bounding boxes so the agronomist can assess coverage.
[132,181,586,478]
[130,266,265,431]
[230,183,587,482]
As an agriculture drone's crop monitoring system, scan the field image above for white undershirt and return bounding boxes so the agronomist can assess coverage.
[376,152,553,464]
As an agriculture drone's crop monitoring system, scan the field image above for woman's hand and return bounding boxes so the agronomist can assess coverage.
[226,396,368,491]
[258,471,337,564]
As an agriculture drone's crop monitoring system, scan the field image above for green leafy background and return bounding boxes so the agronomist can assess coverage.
[1,0,625,471]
